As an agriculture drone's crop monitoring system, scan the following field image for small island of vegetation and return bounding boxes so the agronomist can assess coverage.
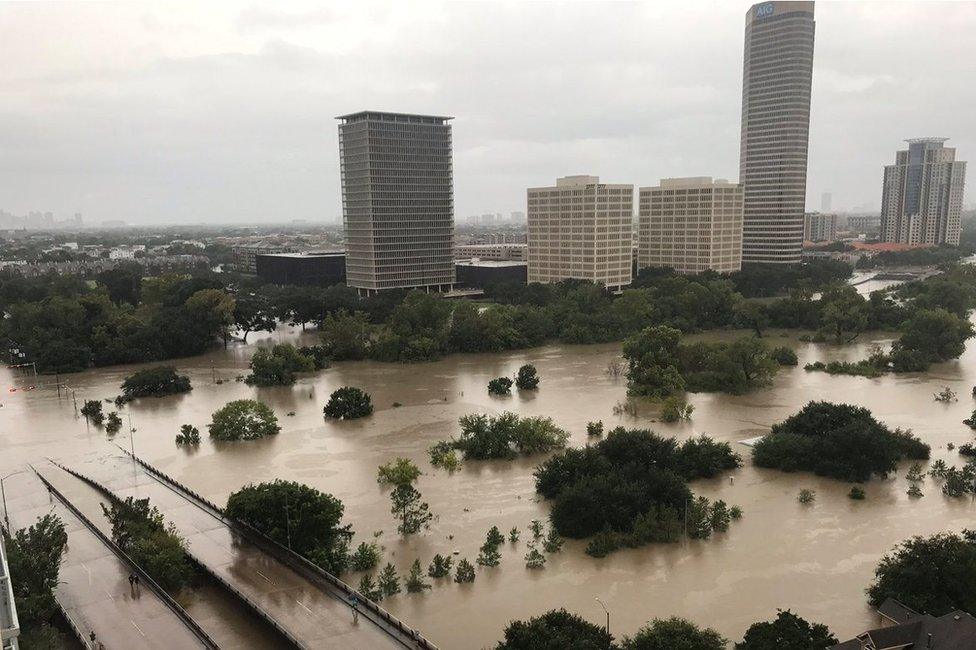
[752,401,930,482]
[208,399,280,441]
[120,365,192,401]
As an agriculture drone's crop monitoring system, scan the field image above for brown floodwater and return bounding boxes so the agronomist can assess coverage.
[2,323,975,649]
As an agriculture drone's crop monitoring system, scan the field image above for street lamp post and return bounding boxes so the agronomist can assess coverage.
[595,597,610,646]
[1,470,26,531]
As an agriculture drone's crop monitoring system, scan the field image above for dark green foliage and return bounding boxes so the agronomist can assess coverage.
[320,309,371,360]
[81,399,104,424]
[428,440,461,471]
[537,428,741,549]
[686,496,712,539]
[623,326,685,397]
[225,480,352,575]
[427,554,453,578]
[120,366,191,399]
[97,263,143,305]
[488,377,514,395]
[621,617,726,650]
[709,500,732,532]
[454,558,475,583]
[515,364,540,390]
[725,260,853,298]
[405,559,431,593]
[390,484,433,536]
[586,421,604,436]
[736,610,837,650]
[495,608,614,650]
[448,412,569,460]
[378,563,400,597]
[323,386,373,419]
[677,337,778,394]
[524,547,546,568]
[868,530,976,615]
[351,541,381,572]
[893,308,974,365]
[233,291,277,341]
[245,343,314,386]
[105,411,123,434]
[296,345,330,370]
[0,273,233,373]
[100,496,192,591]
[5,514,67,628]
[941,465,976,498]
[585,529,621,558]
[208,399,280,441]
[175,424,200,446]
[369,292,453,362]
[959,443,976,457]
[358,574,382,602]
[752,401,930,482]
[848,486,866,500]
[771,346,798,366]
[17,623,65,649]
[659,397,693,422]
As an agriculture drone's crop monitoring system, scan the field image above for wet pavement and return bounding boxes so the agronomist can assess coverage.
[61,452,404,650]
[2,471,209,649]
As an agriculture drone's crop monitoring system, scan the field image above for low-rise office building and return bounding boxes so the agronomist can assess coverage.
[233,243,298,274]
[637,177,743,274]
[455,260,527,289]
[527,175,633,291]
[255,252,346,286]
[454,243,526,261]
[803,212,838,242]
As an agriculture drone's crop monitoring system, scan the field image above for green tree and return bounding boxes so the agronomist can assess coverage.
[621,617,726,650]
[358,573,382,601]
[175,424,200,446]
[81,399,104,424]
[351,541,381,572]
[818,285,869,342]
[323,386,374,419]
[623,325,685,397]
[245,343,314,386]
[733,300,770,337]
[105,411,123,434]
[320,309,372,360]
[377,562,401,597]
[454,558,475,583]
[686,496,712,540]
[5,514,67,628]
[895,308,975,363]
[449,412,569,460]
[208,399,280,441]
[390,484,433,536]
[515,364,540,390]
[427,554,453,578]
[233,292,277,342]
[120,366,191,399]
[96,263,143,305]
[100,496,192,591]
[225,480,352,574]
[771,346,798,366]
[524,547,546,569]
[868,530,976,616]
[377,457,422,487]
[495,609,613,650]
[488,376,514,395]
[405,559,431,593]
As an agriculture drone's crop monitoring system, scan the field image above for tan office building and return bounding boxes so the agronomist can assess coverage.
[527,175,633,291]
[637,177,743,274]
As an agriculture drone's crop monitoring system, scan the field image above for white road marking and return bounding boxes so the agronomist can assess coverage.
[295,599,313,614]
[255,570,273,584]
[131,620,146,637]
[81,562,92,584]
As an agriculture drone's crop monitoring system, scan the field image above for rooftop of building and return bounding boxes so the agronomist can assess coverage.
[529,175,633,190]
[455,260,527,268]
[906,137,949,145]
[829,599,976,650]
[257,251,345,259]
[336,111,453,124]
[642,177,739,190]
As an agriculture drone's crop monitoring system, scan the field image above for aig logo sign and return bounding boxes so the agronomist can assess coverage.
[756,2,775,18]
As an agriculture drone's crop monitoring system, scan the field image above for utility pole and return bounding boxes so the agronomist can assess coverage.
[284,492,292,550]
[127,412,135,458]
[595,597,610,648]
[56,372,61,399]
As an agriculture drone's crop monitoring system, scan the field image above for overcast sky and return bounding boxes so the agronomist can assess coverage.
[1,1,974,225]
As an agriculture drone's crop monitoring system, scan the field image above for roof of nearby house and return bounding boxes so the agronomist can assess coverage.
[879,598,922,625]
[830,606,976,650]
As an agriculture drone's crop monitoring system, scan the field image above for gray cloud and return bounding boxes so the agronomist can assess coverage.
[0,1,973,224]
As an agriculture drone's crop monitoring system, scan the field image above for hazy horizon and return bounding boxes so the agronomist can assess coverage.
[2,1,974,225]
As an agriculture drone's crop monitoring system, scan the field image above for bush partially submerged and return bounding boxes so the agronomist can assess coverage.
[752,401,929,482]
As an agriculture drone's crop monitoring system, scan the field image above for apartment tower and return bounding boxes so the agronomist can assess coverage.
[527,175,633,291]
[637,177,743,274]
[880,138,967,245]
[336,111,455,294]
[739,1,816,264]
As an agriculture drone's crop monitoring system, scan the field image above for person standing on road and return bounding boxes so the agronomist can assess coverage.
[349,595,359,624]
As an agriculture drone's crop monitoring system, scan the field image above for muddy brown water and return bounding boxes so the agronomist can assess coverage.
[2,324,975,649]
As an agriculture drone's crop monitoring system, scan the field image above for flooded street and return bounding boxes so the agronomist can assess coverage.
[3,324,975,649]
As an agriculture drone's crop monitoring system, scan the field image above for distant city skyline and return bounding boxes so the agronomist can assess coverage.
[2,1,975,224]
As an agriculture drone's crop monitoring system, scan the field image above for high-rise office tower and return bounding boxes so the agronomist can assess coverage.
[527,175,633,291]
[803,212,837,242]
[739,1,816,264]
[336,111,455,294]
[880,138,967,245]
[637,177,743,274]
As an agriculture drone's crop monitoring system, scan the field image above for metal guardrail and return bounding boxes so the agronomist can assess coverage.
[45,460,304,650]
[114,446,439,650]
[30,467,220,650]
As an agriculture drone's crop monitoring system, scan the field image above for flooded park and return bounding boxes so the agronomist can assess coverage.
[2,319,975,649]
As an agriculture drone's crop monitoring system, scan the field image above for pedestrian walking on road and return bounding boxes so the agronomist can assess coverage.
[89,630,97,647]
[128,573,135,588]
[349,595,359,624]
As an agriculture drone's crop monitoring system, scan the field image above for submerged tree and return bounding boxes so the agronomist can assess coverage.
[736,609,837,650]
[427,554,453,578]
[515,364,540,390]
[454,558,476,583]
[390,484,433,536]
[377,563,401,597]
[323,386,374,420]
[405,559,431,593]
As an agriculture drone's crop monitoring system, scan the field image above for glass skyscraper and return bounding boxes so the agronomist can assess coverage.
[337,111,456,294]
[739,1,816,264]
